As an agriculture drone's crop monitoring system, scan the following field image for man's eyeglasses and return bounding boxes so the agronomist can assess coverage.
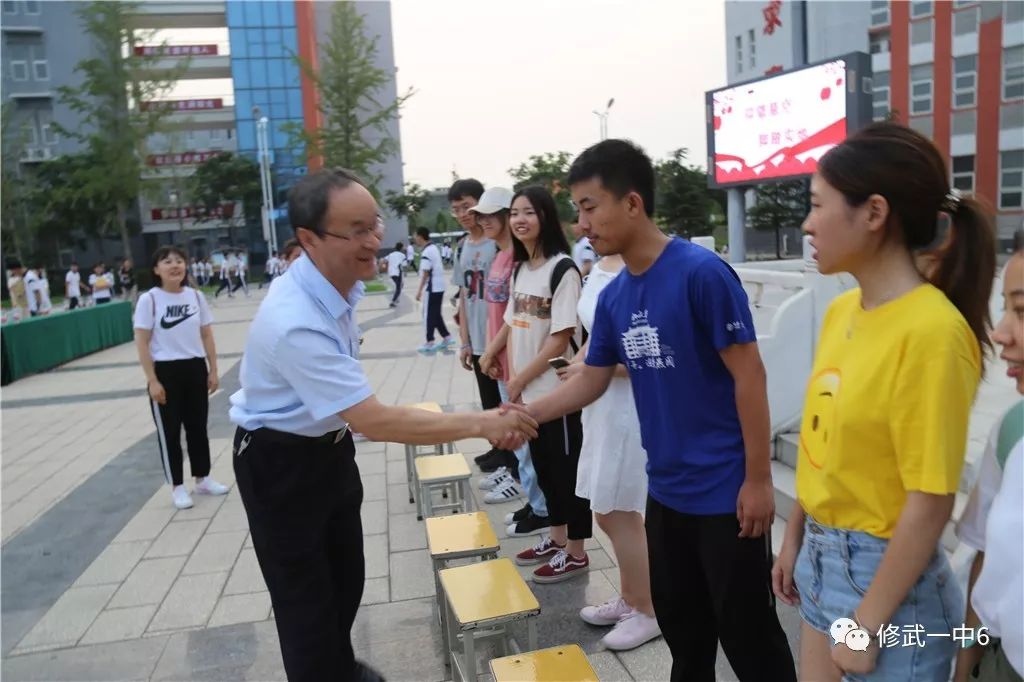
[317,226,385,243]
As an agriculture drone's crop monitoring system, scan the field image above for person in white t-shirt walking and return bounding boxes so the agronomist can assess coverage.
[37,268,53,314]
[65,263,84,310]
[134,245,228,510]
[414,227,452,352]
[260,251,279,289]
[385,241,407,308]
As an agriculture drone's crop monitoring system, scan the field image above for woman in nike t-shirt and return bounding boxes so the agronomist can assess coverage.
[134,246,229,510]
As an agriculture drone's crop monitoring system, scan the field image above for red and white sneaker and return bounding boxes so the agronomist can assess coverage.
[532,549,589,584]
[514,536,565,566]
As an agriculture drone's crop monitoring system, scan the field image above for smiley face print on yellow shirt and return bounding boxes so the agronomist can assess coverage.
[799,368,841,470]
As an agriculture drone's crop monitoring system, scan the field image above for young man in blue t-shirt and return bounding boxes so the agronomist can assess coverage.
[514,140,795,681]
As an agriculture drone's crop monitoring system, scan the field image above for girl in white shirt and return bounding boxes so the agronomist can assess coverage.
[134,246,228,510]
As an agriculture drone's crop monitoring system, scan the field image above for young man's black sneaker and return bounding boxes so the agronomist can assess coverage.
[505,503,532,525]
[474,448,499,465]
[506,511,551,537]
[477,449,507,473]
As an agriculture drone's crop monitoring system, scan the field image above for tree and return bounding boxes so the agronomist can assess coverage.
[287,2,412,191]
[191,152,262,246]
[53,1,187,261]
[508,152,575,223]
[747,179,808,259]
[1,103,31,263]
[654,148,718,238]
[385,182,430,233]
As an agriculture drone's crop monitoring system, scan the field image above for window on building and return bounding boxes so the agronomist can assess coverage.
[20,118,37,146]
[911,1,932,17]
[953,55,977,108]
[735,35,743,74]
[951,155,975,192]
[2,0,16,13]
[32,41,47,81]
[871,0,889,26]
[22,0,39,14]
[872,71,891,120]
[952,0,976,6]
[952,109,977,135]
[38,111,55,145]
[748,29,756,69]
[999,150,1023,209]
[1007,1,1024,23]
[1005,46,1024,100]
[954,6,979,35]
[210,128,225,141]
[870,30,891,54]
[911,64,934,114]
[1002,102,1024,130]
[911,19,933,45]
[9,43,29,81]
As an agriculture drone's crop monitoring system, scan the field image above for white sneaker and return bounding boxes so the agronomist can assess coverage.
[478,467,510,491]
[601,610,662,651]
[172,485,194,509]
[483,476,523,504]
[194,477,229,496]
[580,597,632,626]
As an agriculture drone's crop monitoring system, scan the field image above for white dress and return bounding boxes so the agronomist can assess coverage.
[575,264,648,514]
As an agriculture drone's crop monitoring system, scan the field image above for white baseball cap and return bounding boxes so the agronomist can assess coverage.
[468,187,513,215]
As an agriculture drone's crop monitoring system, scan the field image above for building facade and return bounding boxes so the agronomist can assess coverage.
[724,0,1023,245]
[3,0,405,268]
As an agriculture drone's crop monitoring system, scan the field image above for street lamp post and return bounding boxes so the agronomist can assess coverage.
[592,97,615,140]
[253,106,277,255]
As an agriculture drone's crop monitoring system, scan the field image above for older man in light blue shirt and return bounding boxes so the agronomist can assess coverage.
[229,168,537,682]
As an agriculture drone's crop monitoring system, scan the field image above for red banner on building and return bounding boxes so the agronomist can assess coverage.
[133,44,219,57]
[151,204,235,221]
[140,98,224,112]
[146,151,224,167]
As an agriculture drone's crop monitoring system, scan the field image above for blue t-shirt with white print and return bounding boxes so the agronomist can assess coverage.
[585,238,757,515]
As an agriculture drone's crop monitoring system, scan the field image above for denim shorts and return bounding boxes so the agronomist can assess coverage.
[793,516,964,682]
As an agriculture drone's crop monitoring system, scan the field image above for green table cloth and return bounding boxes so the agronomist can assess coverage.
[1,302,134,385]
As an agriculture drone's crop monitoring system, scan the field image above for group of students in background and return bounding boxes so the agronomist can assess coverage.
[415,126,1021,682]
[3,258,136,322]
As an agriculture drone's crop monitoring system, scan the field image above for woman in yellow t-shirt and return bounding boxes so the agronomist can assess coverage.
[771,123,997,682]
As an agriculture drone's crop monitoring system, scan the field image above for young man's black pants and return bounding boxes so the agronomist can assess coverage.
[424,291,449,342]
[233,427,370,682]
[390,275,402,304]
[645,497,796,682]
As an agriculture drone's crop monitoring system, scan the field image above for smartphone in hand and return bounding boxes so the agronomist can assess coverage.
[547,357,571,370]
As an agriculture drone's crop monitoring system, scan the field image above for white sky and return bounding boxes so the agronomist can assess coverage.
[166,1,727,191]
[391,0,726,190]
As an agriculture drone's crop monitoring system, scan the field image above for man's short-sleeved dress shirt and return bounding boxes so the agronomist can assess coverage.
[229,253,373,438]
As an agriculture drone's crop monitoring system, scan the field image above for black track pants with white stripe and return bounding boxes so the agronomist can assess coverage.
[150,357,211,486]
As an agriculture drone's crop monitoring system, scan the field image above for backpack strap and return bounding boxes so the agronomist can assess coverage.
[548,256,586,354]
[996,399,1024,470]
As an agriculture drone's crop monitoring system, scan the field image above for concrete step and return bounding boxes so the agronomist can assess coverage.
[769,460,966,554]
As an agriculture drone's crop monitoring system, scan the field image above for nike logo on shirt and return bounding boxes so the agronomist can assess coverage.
[160,304,196,329]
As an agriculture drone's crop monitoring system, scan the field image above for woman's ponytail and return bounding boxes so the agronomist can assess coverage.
[929,194,996,356]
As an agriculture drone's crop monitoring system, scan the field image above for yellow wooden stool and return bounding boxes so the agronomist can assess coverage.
[414,452,471,520]
[490,644,599,682]
[439,558,540,682]
[401,402,453,506]
[425,512,500,648]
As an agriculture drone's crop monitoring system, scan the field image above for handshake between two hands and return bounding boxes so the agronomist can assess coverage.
[479,403,537,451]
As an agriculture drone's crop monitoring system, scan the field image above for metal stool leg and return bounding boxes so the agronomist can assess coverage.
[527,617,538,652]
[462,625,476,682]
[405,444,415,503]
